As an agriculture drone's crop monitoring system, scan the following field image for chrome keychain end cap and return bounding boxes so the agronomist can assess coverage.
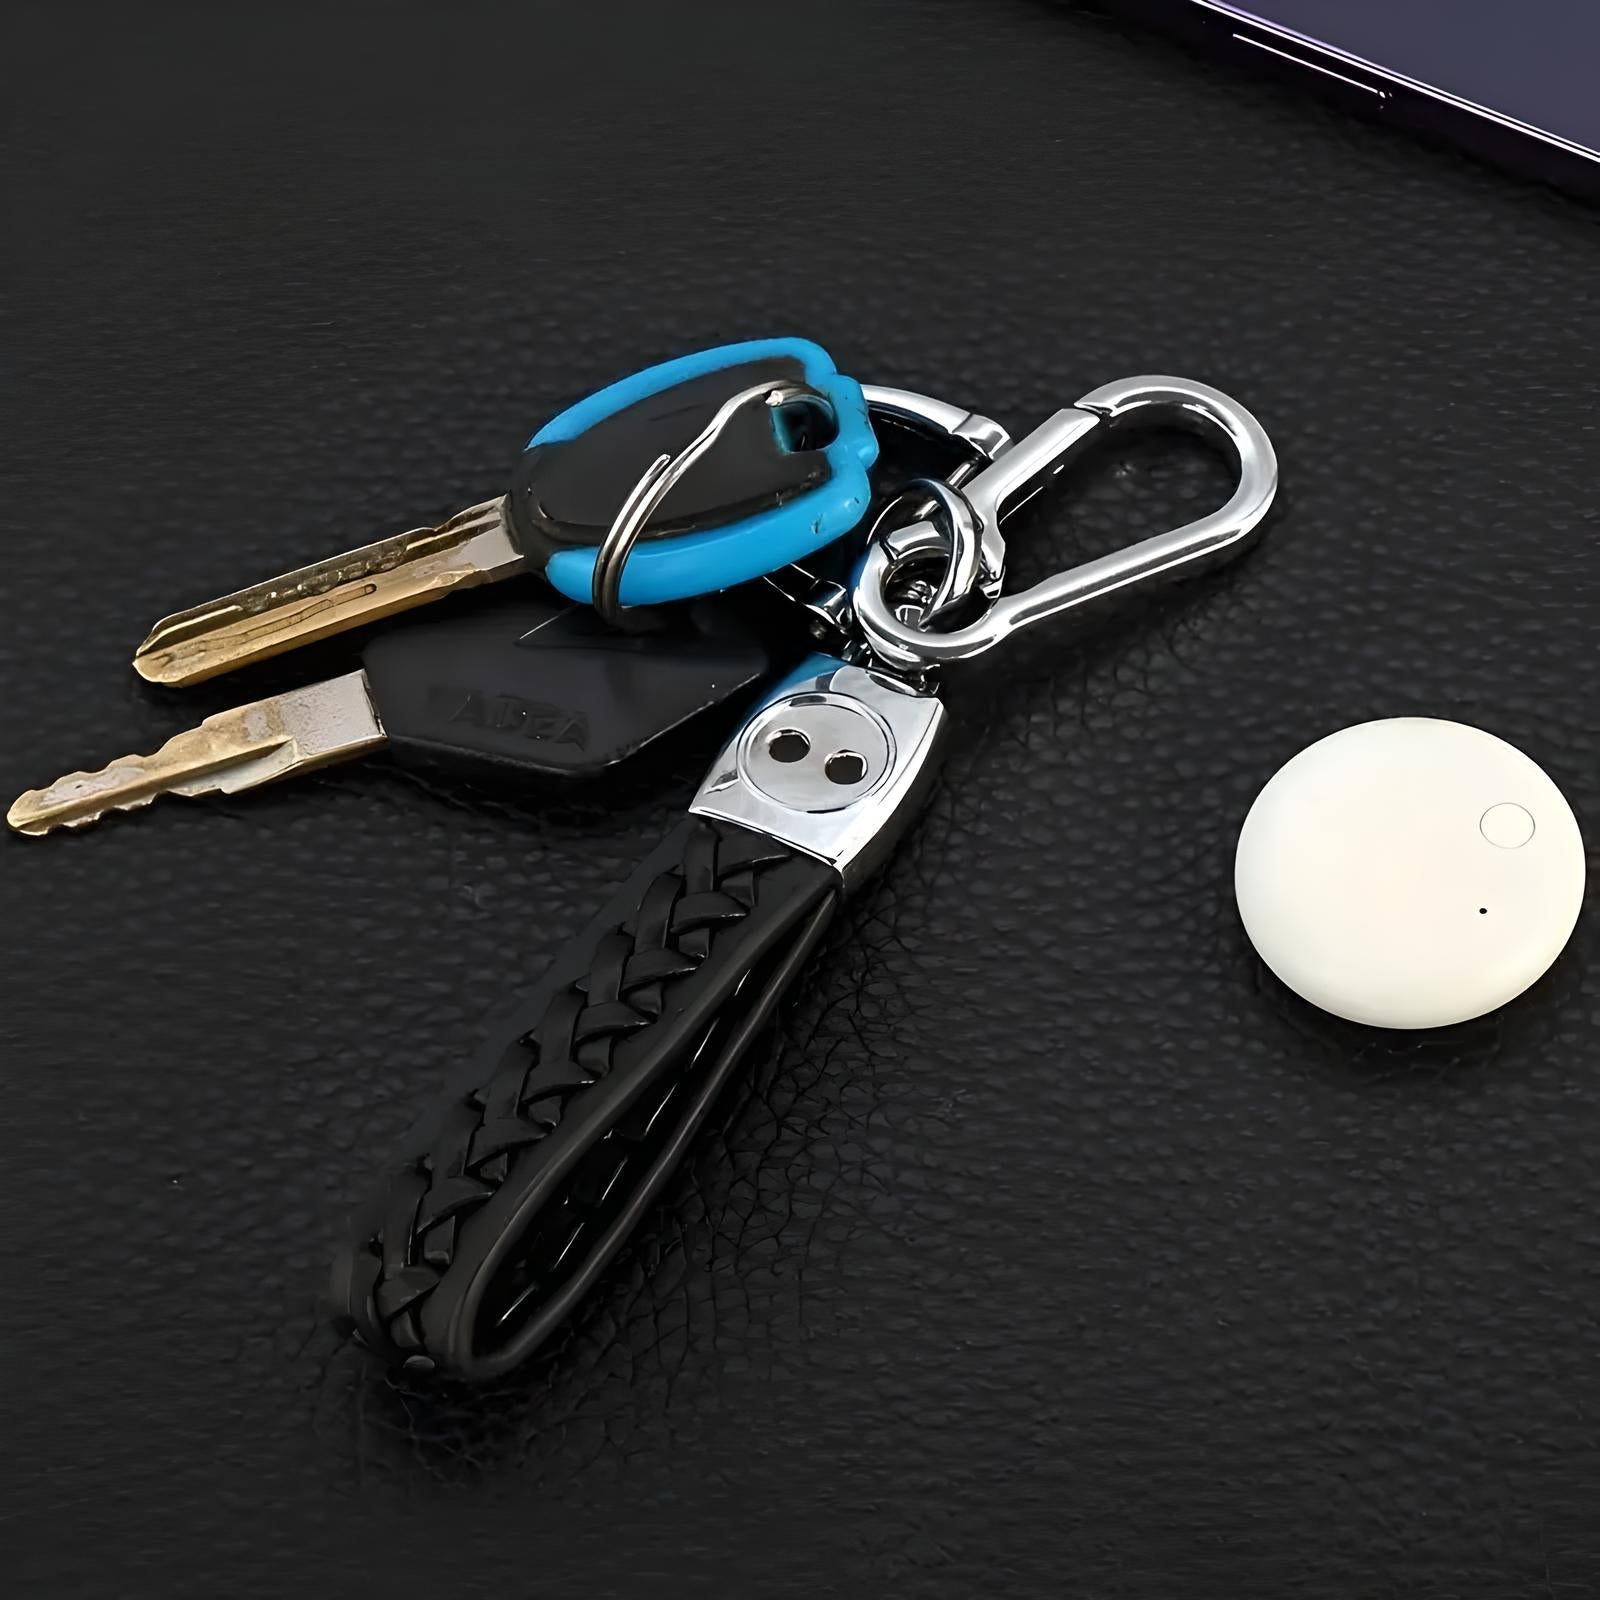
[690,654,947,893]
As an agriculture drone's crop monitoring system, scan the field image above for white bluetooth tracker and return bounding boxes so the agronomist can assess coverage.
[1235,718,1586,1029]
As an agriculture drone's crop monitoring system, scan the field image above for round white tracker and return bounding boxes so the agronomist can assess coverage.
[1235,718,1586,1029]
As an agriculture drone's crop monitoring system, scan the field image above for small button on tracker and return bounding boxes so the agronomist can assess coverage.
[1235,718,1587,1029]
[1480,801,1536,849]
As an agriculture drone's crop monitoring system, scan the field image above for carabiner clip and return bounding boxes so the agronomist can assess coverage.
[852,375,1278,671]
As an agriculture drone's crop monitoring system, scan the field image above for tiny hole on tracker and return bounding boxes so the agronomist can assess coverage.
[772,396,837,454]
[1479,907,1488,915]
[768,729,810,763]
[826,751,867,785]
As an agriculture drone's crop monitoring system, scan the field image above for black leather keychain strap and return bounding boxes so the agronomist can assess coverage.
[328,817,839,1380]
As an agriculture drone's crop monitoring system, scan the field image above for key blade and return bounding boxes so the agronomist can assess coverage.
[131,497,522,686]
[6,673,384,837]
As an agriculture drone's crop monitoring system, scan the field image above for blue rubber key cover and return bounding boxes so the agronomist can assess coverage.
[506,338,878,607]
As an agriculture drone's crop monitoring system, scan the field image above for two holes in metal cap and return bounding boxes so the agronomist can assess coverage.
[767,729,867,785]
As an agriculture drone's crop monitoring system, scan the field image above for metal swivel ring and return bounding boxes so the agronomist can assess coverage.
[592,379,822,626]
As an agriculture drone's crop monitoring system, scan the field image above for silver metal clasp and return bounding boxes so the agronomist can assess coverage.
[689,653,947,893]
[852,375,1279,671]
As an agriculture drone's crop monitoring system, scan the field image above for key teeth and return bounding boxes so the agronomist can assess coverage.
[7,774,166,836]
[6,674,378,838]
[5,714,292,839]
[8,762,164,836]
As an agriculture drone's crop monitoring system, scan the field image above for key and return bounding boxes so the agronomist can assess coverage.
[9,591,772,836]
[130,338,879,686]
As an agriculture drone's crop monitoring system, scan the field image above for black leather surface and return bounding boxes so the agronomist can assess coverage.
[5,1,1598,1595]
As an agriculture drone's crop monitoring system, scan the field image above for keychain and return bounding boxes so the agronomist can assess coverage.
[128,338,884,687]
[3,348,1277,1385]
[326,375,1279,1378]
[9,363,1007,834]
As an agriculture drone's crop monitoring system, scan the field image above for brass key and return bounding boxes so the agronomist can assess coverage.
[7,674,385,835]
[132,499,516,687]
[14,593,769,837]
[130,339,879,685]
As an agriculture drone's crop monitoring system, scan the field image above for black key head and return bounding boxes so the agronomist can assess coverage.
[359,590,773,779]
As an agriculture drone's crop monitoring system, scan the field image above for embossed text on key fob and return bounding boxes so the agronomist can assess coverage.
[358,590,772,778]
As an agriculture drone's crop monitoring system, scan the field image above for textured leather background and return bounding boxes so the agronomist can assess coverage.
[5,2,1598,1595]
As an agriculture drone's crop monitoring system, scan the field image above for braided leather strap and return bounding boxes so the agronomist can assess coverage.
[328,817,839,1380]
